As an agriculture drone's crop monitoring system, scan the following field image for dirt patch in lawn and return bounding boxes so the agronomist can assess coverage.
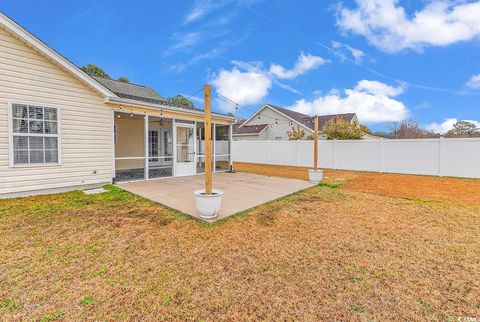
[234,162,480,206]
[1,184,479,321]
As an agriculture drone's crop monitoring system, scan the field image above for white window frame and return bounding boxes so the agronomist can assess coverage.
[8,101,62,168]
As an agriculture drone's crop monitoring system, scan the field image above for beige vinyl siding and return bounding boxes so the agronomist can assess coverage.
[0,26,113,196]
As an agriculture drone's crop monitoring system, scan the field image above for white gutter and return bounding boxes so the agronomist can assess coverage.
[106,96,237,122]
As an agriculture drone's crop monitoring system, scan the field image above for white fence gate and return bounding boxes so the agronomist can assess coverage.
[232,138,480,179]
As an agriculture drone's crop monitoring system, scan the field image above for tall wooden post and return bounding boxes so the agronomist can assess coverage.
[204,84,213,195]
[313,114,318,171]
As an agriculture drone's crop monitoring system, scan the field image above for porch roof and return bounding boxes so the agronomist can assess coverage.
[107,96,237,124]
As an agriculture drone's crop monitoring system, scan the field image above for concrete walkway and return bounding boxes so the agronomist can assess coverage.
[117,172,315,223]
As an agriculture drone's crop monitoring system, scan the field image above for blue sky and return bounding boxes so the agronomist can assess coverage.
[3,0,480,132]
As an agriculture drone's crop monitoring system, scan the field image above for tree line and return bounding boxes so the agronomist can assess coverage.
[288,118,480,140]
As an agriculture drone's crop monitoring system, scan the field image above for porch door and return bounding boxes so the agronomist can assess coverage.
[148,130,160,167]
[174,123,196,176]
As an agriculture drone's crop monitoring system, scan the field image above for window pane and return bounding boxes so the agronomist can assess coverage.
[29,150,44,163]
[44,107,57,120]
[215,124,230,156]
[13,119,28,133]
[44,121,57,134]
[176,146,193,162]
[12,104,28,118]
[44,137,58,149]
[14,150,28,164]
[45,150,58,163]
[13,136,28,150]
[29,137,44,150]
[29,120,44,134]
[29,106,43,119]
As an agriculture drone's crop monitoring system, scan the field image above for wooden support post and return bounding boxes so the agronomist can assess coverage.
[204,84,213,195]
[314,114,318,171]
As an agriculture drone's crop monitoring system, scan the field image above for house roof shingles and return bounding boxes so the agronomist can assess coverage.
[92,76,165,101]
[233,124,268,135]
[266,104,356,131]
[91,76,233,118]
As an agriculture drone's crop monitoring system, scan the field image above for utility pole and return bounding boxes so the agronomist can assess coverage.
[204,84,212,195]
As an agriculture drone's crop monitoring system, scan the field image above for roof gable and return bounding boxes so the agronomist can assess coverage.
[244,103,358,132]
[0,12,115,98]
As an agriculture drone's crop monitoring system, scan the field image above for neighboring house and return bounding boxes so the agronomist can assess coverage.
[0,12,235,198]
[233,104,358,140]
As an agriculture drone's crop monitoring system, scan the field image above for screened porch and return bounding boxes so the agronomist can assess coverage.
[113,111,232,183]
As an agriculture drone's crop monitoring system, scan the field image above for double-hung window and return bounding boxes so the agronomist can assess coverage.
[10,103,60,166]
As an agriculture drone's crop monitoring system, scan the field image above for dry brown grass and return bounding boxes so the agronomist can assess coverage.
[234,162,480,206]
[1,183,479,321]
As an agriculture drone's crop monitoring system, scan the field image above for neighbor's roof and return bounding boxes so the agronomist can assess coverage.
[266,104,357,131]
[233,124,268,135]
[92,76,165,102]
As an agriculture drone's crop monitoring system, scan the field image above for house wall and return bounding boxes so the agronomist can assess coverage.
[243,106,312,140]
[0,26,113,197]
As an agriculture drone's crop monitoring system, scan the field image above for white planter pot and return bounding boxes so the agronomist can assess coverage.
[194,189,224,219]
[308,169,324,183]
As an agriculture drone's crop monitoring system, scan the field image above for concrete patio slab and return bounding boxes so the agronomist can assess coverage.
[117,172,315,223]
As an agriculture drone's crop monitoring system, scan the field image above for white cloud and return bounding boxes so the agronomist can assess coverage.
[466,73,480,89]
[289,80,409,123]
[184,0,220,24]
[331,41,364,63]
[426,118,480,133]
[211,53,326,111]
[164,32,201,56]
[337,0,480,53]
[184,0,265,24]
[211,67,272,112]
[269,53,327,79]
[354,80,404,97]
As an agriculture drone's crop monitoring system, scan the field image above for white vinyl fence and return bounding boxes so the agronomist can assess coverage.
[232,138,480,179]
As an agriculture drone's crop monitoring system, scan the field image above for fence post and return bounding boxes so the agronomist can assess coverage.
[296,141,301,167]
[379,138,383,173]
[438,137,444,177]
[265,140,270,164]
[333,139,337,169]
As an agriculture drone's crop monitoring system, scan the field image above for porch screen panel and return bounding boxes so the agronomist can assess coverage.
[148,117,173,179]
[196,122,213,173]
[114,112,145,182]
[214,124,230,171]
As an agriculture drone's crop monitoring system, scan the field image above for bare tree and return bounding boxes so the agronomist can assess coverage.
[388,119,427,139]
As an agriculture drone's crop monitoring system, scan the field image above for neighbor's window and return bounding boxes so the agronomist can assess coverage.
[10,103,59,165]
